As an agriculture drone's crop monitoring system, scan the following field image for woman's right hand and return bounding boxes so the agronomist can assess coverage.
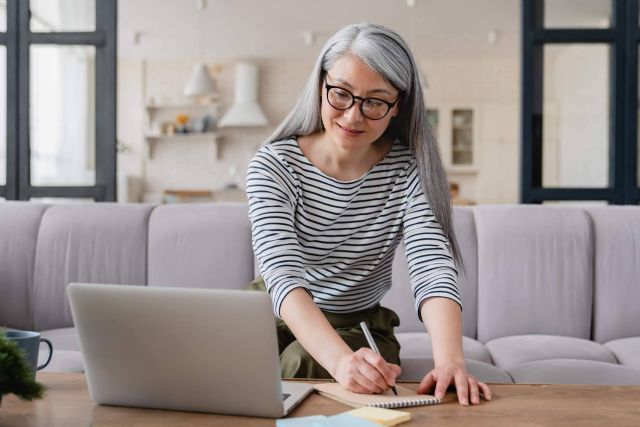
[332,348,401,394]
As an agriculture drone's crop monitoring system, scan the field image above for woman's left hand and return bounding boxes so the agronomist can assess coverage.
[416,361,492,406]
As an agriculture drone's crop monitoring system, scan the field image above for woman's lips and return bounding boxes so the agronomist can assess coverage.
[337,123,364,136]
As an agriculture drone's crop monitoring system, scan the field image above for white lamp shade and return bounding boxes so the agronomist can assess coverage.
[183,63,218,97]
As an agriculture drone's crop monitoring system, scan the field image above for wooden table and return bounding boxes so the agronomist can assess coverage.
[1,373,640,426]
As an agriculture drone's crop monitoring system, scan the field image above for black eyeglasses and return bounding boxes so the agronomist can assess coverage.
[324,80,399,120]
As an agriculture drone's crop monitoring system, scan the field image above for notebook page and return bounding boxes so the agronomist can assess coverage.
[314,383,440,408]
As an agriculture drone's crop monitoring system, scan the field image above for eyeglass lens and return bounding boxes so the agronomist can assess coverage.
[327,87,390,120]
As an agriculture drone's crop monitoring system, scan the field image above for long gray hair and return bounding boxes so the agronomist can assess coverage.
[267,23,463,269]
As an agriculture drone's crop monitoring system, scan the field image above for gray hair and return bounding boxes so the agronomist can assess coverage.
[267,22,463,270]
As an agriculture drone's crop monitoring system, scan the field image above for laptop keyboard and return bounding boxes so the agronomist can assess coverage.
[283,393,291,401]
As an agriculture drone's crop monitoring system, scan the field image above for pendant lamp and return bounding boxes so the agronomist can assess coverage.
[183,0,218,97]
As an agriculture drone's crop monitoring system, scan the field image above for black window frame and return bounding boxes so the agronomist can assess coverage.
[521,0,640,204]
[0,0,117,202]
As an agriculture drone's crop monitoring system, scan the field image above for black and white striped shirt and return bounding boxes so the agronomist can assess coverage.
[246,137,460,320]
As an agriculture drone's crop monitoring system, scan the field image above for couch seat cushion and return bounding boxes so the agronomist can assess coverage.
[507,359,640,385]
[604,337,640,370]
[398,357,513,384]
[486,335,616,369]
[397,333,492,364]
[40,350,84,373]
[41,327,80,351]
[39,327,84,373]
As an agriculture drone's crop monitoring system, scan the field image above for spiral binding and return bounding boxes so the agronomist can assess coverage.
[369,397,441,409]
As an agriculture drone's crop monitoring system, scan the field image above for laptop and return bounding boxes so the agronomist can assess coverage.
[67,283,314,417]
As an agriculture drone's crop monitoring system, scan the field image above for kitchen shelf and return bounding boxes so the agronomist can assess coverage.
[145,132,219,159]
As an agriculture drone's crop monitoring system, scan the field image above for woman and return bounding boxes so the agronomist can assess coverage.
[246,22,492,406]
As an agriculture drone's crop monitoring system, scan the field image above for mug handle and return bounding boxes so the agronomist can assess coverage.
[37,338,53,371]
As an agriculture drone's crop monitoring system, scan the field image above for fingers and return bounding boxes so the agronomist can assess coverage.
[478,381,492,401]
[361,349,399,390]
[468,377,480,405]
[434,374,451,400]
[340,349,397,394]
[358,359,389,393]
[418,367,493,406]
[417,371,436,395]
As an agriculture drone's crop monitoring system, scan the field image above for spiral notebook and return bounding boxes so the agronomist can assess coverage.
[313,383,441,409]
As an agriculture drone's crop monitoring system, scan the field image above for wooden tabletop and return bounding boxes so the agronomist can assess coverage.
[1,373,640,426]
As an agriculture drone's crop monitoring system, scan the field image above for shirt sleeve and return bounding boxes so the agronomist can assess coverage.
[245,146,313,318]
[402,161,461,322]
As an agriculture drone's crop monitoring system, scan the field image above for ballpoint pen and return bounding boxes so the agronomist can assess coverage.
[359,321,398,396]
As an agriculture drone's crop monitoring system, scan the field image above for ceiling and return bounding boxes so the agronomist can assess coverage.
[118,0,614,61]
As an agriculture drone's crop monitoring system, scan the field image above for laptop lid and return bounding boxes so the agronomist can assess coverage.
[68,283,310,417]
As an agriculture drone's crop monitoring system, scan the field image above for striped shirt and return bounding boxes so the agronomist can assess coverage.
[246,137,460,321]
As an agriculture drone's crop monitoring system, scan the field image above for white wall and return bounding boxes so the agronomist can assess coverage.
[117,56,521,203]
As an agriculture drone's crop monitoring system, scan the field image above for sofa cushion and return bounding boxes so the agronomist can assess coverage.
[507,359,640,385]
[604,337,640,370]
[382,207,478,337]
[397,357,513,384]
[41,327,80,351]
[486,335,617,370]
[0,202,49,330]
[148,203,254,291]
[40,350,84,374]
[32,204,155,331]
[473,206,593,343]
[586,207,640,343]
[397,333,492,364]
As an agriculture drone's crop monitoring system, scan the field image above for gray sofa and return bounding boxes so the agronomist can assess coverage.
[1,201,639,385]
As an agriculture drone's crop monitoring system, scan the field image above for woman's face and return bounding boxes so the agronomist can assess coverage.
[321,54,400,151]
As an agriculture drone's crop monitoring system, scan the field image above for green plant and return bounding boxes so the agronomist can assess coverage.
[0,328,45,403]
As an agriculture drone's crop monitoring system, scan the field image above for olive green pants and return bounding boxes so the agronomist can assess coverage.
[247,276,401,379]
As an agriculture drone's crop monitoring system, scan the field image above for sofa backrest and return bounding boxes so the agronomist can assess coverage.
[2,201,639,345]
[473,206,594,343]
[587,207,640,343]
[0,202,49,331]
[382,207,478,338]
[31,204,154,331]
[147,203,255,291]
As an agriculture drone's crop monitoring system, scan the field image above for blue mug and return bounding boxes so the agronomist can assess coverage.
[5,330,53,373]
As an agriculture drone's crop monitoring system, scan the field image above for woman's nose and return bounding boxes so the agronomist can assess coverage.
[342,101,365,122]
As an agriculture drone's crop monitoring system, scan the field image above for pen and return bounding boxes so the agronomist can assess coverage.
[359,321,398,396]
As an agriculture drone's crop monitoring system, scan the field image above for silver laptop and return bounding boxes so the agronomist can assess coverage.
[67,283,313,417]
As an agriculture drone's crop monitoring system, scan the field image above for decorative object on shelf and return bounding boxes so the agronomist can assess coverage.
[218,62,268,127]
[144,101,220,159]
[192,114,216,133]
[0,328,46,406]
[175,114,190,133]
[449,182,475,205]
[183,0,219,100]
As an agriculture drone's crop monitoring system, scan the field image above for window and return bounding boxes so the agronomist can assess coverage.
[0,0,116,201]
[521,0,639,204]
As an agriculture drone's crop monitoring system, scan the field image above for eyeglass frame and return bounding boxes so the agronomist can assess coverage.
[323,79,400,121]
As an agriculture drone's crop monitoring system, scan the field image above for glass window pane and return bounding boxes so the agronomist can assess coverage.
[0,46,5,186]
[542,200,609,206]
[542,44,610,188]
[30,45,95,186]
[0,1,6,32]
[30,0,95,32]
[29,197,94,204]
[544,0,612,29]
